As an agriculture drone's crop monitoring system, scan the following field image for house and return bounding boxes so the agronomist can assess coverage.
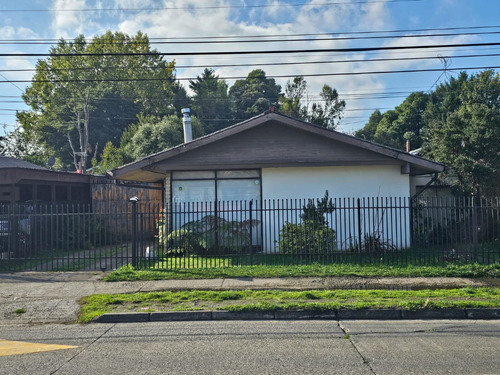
[0,155,163,206]
[0,155,163,241]
[0,155,91,204]
[111,111,446,251]
[408,148,453,198]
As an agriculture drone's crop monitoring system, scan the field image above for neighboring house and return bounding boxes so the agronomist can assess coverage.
[111,111,446,250]
[0,155,162,240]
[409,148,453,198]
[0,156,91,204]
[0,155,163,206]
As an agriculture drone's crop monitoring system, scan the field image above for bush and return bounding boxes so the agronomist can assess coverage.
[55,215,114,250]
[279,221,337,255]
[159,215,261,256]
[359,233,395,253]
[279,191,337,255]
[165,229,204,256]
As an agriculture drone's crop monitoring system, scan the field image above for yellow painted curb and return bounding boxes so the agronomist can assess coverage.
[0,339,78,357]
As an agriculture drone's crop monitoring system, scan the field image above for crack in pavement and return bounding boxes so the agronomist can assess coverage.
[337,322,377,375]
[50,324,116,375]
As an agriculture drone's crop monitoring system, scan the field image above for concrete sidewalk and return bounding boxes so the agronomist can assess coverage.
[0,272,499,325]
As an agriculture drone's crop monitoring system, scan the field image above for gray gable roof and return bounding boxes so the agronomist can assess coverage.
[0,155,46,170]
[111,112,446,182]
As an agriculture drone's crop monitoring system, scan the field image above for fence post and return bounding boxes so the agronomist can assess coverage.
[472,196,479,261]
[357,198,362,254]
[130,196,139,268]
[409,198,414,248]
[249,199,253,266]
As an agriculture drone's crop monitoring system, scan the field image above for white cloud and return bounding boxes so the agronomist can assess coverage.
[113,0,155,8]
[112,0,399,131]
[358,1,391,31]
[0,26,39,86]
[0,26,39,40]
[50,0,102,38]
[32,0,485,133]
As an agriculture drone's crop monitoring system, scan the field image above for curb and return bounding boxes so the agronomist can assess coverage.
[92,308,500,323]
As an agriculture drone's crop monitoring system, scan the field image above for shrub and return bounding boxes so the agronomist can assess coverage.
[55,215,113,250]
[165,229,204,256]
[300,190,335,226]
[279,191,337,255]
[279,221,337,255]
[158,214,261,256]
[359,233,395,253]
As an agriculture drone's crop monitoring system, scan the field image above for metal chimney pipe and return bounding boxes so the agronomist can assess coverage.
[182,108,192,143]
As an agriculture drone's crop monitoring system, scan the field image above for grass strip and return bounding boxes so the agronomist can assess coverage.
[78,287,500,323]
[105,263,500,282]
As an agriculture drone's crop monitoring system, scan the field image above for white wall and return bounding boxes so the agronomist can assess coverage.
[262,165,410,200]
[260,165,411,251]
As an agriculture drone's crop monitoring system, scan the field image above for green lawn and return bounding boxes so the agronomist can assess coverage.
[78,287,500,323]
[105,262,500,281]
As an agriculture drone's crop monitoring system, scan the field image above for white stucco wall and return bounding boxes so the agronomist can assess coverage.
[261,165,410,200]
[259,165,411,251]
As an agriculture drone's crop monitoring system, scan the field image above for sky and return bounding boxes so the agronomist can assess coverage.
[1,0,499,138]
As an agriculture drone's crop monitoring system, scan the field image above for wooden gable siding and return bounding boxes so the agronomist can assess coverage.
[146,120,400,173]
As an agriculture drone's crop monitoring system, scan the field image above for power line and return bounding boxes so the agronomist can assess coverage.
[0,87,418,104]
[0,0,421,13]
[2,30,500,46]
[1,52,499,74]
[141,25,500,39]
[2,41,500,57]
[1,25,499,44]
[0,72,24,92]
[0,65,498,84]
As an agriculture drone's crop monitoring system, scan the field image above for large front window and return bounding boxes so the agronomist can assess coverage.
[170,170,262,250]
[171,170,261,204]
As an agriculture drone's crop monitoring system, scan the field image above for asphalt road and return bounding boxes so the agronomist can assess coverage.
[1,320,499,375]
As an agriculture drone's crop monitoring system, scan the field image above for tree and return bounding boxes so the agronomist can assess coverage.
[280,77,345,129]
[93,115,203,172]
[306,84,346,129]
[17,31,178,172]
[128,115,204,160]
[354,109,382,140]
[229,69,281,120]
[0,127,47,166]
[358,92,430,150]
[280,76,308,119]
[189,68,231,133]
[354,93,429,150]
[422,70,500,195]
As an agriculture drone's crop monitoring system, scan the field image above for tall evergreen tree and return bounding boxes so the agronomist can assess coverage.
[229,69,281,120]
[189,68,231,133]
[423,70,500,195]
[354,109,382,140]
[373,92,429,149]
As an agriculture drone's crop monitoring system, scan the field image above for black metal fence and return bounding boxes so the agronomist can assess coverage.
[1,196,499,271]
